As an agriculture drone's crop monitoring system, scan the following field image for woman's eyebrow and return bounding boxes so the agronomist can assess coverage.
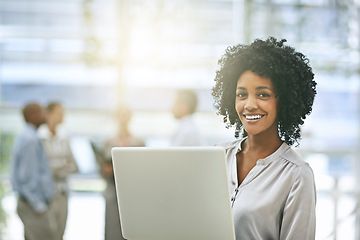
[256,86,273,91]
[236,86,273,91]
[236,87,247,90]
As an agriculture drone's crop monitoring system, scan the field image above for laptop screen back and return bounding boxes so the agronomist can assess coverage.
[111,147,235,240]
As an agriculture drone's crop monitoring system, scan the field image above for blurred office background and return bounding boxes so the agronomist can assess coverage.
[0,0,359,239]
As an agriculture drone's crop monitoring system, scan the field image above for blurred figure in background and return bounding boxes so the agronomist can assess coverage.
[171,89,204,146]
[38,102,79,240]
[100,105,145,240]
[10,102,56,240]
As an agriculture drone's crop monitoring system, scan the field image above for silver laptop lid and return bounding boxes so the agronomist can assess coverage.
[111,147,235,240]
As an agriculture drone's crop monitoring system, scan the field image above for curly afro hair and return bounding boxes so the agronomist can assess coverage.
[212,37,317,146]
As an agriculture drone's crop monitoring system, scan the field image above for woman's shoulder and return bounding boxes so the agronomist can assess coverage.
[280,146,307,167]
[280,146,314,179]
[274,145,316,190]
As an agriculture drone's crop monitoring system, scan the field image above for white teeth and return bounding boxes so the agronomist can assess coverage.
[245,115,262,120]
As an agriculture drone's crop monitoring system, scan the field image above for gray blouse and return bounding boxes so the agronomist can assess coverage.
[217,139,316,240]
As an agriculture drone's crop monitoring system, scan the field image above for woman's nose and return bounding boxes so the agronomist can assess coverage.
[244,96,258,111]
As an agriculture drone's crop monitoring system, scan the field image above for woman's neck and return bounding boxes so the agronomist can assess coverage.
[242,133,282,158]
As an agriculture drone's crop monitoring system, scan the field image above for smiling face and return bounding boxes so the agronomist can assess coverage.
[235,70,279,137]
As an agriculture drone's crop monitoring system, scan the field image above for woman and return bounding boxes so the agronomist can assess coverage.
[212,37,317,239]
[100,105,145,240]
[38,102,78,240]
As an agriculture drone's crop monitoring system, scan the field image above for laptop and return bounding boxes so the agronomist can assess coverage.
[111,147,235,240]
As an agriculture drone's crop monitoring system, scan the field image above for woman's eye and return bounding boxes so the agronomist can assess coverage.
[236,93,247,99]
[258,93,270,99]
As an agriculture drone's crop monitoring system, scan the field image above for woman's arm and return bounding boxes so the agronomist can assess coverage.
[280,164,316,240]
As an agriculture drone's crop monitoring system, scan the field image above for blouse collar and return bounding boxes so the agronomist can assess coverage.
[236,137,290,166]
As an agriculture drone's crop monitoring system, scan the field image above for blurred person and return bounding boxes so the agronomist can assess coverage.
[171,89,204,146]
[100,105,145,240]
[38,102,79,240]
[10,102,56,240]
[212,37,317,239]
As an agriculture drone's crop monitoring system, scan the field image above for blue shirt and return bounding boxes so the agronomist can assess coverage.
[10,123,55,213]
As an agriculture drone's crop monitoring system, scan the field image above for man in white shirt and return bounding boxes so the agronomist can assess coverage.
[171,89,204,146]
